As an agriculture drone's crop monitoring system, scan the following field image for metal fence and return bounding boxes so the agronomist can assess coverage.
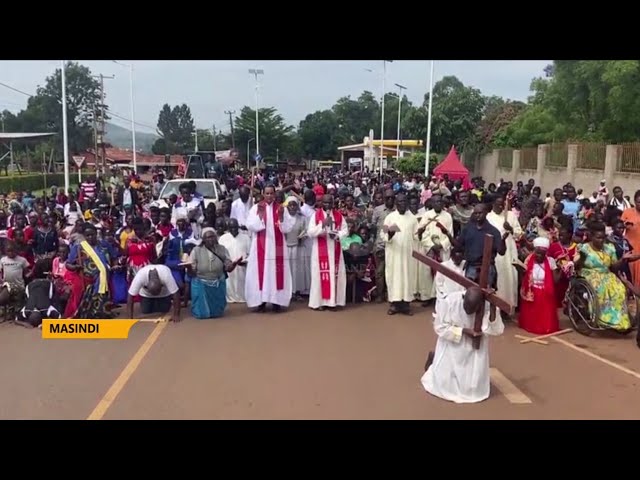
[576,142,606,170]
[547,143,568,167]
[520,147,537,170]
[618,143,640,173]
[497,149,513,169]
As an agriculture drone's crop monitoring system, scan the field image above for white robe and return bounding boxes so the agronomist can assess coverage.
[298,203,316,295]
[244,203,296,308]
[411,209,429,300]
[417,209,454,301]
[381,210,418,303]
[421,290,505,404]
[218,232,250,303]
[434,259,466,297]
[486,210,520,314]
[307,210,349,309]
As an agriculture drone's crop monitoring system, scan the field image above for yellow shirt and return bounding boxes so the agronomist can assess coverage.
[120,229,135,250]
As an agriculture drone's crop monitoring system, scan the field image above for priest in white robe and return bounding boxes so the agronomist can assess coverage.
[381,194,418,315]
[421,286,505,404]
[298,190,317,295]
[218,218,251,303]
[416,194,454,303]
[307,194,349,310]
[244,185,296,312]
[230,186,254,237]
[486,195,521,318]
[409,197,428,302]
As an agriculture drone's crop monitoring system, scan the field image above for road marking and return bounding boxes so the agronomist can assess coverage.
[551,336,640,381]
[86,319,168,420]
[490,367,532,404]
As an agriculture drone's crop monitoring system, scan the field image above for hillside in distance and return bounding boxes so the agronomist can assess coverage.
[104,122,158,153]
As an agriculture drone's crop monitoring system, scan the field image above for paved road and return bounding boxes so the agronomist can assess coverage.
[1,302,639,420]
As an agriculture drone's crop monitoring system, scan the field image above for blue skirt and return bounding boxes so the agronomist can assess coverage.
[190,277,227,319]
[111,270,128,305]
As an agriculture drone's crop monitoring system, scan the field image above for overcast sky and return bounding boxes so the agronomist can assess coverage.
[0,60,550,135]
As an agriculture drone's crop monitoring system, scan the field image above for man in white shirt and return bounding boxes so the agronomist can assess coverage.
[230,186,254,234]
[608,186,632,212]
[597,179,609,203]
[127,264,181,323]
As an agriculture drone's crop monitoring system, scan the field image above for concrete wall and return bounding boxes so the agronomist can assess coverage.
[473,144,640,197]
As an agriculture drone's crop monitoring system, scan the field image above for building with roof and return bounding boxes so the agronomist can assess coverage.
[79,147,184,177]
[337,135,424,171]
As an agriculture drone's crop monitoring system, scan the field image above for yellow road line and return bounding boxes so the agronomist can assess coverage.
[86,319,168,420]
[551,336,640,381]
[490,367,532,404]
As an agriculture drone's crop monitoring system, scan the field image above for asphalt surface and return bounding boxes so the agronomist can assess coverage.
[1,301,639,420]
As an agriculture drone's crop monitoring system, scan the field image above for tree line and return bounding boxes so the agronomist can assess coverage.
[3,61,640,172]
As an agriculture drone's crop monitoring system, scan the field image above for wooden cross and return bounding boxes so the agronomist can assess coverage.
[412,233,515,350]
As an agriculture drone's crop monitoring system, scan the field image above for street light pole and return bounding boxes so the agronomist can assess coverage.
[394,83,407,161]
[128,63,137,172]
[425,60,435,178]
[249,69,264,168]
[113,61,137,172]
[61,60,70,195]
[247,138,254,169]
[379,60,392,180]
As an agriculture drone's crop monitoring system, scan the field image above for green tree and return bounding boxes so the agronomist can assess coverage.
[297,110,342,159]
[0,110,20,132]
[233,106,295,161]
[332,91,380,144]
[152,103,195,154]
[14,62,103,156]
[467,97,527,152]
[427,76,486,153]
[395,152,441,175]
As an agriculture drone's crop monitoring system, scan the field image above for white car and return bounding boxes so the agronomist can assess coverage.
[154,179,223,209]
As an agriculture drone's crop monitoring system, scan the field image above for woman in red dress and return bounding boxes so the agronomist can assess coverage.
[548,224,578,308]
[519,236,561,335]
[126,217,156,290]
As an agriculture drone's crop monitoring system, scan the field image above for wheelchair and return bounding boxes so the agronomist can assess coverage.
[564,273,639,336]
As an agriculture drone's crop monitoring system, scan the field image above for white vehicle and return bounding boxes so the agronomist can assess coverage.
[154,179,223,209]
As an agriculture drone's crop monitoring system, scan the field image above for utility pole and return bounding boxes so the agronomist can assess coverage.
[92,74,114,179]
[212,124,217,152]
[92,106,99,172]
[224,110,236,148]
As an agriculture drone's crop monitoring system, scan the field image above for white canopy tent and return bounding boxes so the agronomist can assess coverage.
[0,132,56,172]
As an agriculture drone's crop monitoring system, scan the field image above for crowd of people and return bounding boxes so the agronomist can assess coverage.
[0,164,638,359]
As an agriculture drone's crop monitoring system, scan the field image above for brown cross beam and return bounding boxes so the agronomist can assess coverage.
[413,233,515,350]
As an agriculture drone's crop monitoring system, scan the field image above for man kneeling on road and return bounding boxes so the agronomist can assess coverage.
[421,286,504,404]
[127,264,181,323]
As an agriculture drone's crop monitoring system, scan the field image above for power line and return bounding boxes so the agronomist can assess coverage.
[108,110,157,132]
[0,78,159,135]
[0,81,33,98]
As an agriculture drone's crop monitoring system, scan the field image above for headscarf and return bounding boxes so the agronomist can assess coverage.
[533,236,550,250]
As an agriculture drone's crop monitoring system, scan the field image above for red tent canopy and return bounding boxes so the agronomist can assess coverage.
[433,146,471,189]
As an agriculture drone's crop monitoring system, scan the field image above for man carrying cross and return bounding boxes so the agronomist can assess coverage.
[414,234,513,404]
[420,284,504,403]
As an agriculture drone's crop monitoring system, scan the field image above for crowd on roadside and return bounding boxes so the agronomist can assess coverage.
[0,161,637,351]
